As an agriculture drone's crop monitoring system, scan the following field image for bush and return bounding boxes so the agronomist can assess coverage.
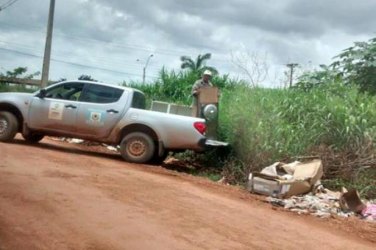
[0,84,38,93]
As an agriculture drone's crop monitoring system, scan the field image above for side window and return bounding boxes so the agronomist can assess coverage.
[45,82,84,101]
[80,84,124,104]
[131,91,146,109]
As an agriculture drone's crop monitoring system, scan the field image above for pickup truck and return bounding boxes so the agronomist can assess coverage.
[0,80,208,163]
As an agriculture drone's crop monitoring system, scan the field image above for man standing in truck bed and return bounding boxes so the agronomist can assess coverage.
[191,70,213,117]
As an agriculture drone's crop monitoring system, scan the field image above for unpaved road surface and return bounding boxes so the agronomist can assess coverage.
[0,137,375,250]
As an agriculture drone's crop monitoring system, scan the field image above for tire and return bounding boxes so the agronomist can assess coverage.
[22,133,44,143]
[0,111,19,142]
[120,132,155,163]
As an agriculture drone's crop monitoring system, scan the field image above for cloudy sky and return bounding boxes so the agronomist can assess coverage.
[0,0,375,86]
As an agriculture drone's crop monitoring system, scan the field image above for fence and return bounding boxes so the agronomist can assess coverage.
[0,77,41,86]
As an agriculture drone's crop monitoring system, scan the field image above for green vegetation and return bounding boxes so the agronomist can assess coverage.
[331,37,376,94]
[1,38,375,198]
[124,67,236,107]
[0,66,39,92]
[219,82,376,198]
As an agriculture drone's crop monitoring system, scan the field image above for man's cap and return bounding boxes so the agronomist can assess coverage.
[203,70,212,76]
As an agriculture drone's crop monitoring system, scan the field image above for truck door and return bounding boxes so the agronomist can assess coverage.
[28,82,84,133]
[75,84,128,139]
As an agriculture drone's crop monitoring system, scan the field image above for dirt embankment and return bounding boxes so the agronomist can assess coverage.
[0,137,375,250]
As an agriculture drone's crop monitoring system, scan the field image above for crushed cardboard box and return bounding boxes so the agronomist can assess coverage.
[248,160,323,198]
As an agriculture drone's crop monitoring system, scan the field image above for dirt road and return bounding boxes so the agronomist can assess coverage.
[0,137,375,250]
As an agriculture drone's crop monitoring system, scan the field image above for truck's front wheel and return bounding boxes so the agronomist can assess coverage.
[0,111,18,142]
[120,132,155,163]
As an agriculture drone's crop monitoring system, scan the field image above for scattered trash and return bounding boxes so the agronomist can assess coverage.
[68,138,84,144]
[217,177,229,185]
[265,185,375,222]
[248,160,323,198]
[104,145,119,152]
[266,190,353,218]
[252,160,375,222]
[362,204,376,221]
[339,188,366,213]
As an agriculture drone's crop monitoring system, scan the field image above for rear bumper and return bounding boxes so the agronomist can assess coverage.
[205,139,229,147]
[197,138,228,151]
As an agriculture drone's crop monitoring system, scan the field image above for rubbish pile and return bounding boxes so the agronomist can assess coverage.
[248,160,375,222]
[266,187,375,221]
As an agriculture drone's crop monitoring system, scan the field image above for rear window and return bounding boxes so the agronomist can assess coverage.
[131,91,146,109]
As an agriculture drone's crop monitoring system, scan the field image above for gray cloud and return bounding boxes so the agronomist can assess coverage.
[0,0,375,85]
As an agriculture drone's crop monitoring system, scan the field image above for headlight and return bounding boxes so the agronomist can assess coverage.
[203,104,218,121]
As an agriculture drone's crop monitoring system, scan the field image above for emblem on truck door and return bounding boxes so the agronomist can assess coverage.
[86,109,105,127]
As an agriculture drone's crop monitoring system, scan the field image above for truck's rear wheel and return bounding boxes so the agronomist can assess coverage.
[22,133,44,143]
[0,111,18,142]
[120,132,155,163]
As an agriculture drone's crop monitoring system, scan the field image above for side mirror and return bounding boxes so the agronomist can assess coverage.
[38,89,47,99]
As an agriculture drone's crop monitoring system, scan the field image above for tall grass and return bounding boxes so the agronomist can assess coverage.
[125,68,237,107]
[219,82,376,197]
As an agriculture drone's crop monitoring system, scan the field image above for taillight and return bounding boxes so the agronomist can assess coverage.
[194,122,206,135]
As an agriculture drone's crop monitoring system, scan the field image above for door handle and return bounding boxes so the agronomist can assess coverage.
[65,104,77,109]
[107,109,119,114]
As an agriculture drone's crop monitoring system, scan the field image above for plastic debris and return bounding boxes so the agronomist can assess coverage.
[68,138,84,144]
[362,204,376,221]
[266,186,376,222]
[266,188,355,219]
[105,145,118,152]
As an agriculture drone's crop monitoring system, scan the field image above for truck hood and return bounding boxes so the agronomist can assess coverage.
[0,92,34,99]
[0,92,35,105]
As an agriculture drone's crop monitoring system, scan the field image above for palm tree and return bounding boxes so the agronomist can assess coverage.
[180,53,218,75]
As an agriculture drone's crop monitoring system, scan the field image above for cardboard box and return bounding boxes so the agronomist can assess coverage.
[248,160,323,198]
[198,87,219,104]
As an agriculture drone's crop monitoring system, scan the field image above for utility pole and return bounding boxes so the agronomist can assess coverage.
[286,63,298,88]
[41,0,56,87]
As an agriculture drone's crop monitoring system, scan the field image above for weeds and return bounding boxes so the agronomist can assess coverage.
[218,82,376,198]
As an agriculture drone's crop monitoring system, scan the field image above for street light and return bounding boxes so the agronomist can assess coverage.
[137,54,153,84]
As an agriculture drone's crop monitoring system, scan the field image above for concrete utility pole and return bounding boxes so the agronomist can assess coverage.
[286,63,298,88]
[41,0,56,87]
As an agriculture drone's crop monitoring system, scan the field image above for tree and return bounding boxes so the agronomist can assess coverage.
[331,37,376,94]
[231,50,269,87]
[78,74,97,81]
[180,53,218,76]
[0,67,40,79]
[295,65,341,91]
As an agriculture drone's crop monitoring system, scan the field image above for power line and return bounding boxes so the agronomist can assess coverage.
[0,46,158,79]
[0,39,162,72]
[0,0,19,11]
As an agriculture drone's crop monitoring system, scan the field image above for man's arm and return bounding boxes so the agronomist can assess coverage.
[192,80,201,96]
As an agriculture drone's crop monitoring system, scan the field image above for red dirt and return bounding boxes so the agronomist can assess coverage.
[0,137,375,250]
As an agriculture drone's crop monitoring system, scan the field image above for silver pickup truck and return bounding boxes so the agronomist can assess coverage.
[0,80,208,163]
